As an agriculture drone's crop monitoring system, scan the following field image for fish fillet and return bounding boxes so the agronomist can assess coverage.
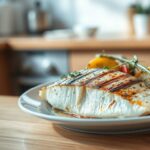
[39,69,150,118]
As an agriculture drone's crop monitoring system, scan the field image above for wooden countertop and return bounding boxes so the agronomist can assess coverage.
[1,96,150,150]
[1,36,150,50]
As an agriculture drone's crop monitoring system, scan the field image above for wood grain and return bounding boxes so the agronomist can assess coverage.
[0,96,150,150]
[6,36,150,50]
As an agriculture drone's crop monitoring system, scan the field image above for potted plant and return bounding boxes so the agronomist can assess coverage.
[133,3,150,37]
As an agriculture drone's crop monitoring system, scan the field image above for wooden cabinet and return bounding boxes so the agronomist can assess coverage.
[0,51,13,95]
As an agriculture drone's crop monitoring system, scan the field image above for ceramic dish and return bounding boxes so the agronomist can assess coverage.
[18,83,150,134]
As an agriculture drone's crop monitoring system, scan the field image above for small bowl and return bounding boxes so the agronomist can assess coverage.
[73,25,99,38]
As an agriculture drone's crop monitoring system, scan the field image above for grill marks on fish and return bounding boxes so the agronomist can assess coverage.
[86,71,122,88]
[59,69,142,94]
[62,69,98,85]
[98,74,139,92]
[83,70,141,92]
[108,79,142,92]
[96,74,129,88]
[82,70,116,85]
[72,69,105,85]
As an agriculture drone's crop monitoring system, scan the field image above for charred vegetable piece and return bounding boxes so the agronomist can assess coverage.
[119,65,130,74]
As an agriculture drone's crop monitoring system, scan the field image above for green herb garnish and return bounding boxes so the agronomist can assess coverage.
[103,66,110,70]
[61,71,81,79]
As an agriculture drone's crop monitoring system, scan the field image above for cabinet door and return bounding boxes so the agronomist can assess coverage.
[0,51,12,95]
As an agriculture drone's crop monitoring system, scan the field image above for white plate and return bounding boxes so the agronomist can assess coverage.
[18,83,150,134]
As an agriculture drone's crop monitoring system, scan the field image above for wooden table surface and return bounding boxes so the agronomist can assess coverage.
[1,96,150,150]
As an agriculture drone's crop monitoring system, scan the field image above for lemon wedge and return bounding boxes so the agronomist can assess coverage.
[87,57,118,69]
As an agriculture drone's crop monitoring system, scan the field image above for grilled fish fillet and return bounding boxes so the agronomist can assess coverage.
[39,69,150,118]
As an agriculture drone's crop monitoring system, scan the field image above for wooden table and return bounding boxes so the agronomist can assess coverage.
[1,96,150,150]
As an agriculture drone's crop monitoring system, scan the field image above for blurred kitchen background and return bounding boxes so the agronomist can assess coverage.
[1,0,150,95]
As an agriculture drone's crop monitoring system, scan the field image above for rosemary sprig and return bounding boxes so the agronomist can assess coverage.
[97,54,150,75]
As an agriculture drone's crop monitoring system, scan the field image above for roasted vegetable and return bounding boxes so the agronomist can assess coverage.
[119,65,130,74]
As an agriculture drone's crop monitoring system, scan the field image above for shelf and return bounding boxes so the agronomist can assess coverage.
[1,36,150,50]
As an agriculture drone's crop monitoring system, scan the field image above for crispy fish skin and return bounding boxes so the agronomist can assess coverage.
[39,69,150,118]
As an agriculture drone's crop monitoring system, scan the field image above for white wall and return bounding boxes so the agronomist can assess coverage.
[45,0,133,34]
[74,0,132,34]
[11,0,150,34]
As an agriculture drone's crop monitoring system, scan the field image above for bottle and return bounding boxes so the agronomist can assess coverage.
[26,1,50,34]
[127,0,137,35]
